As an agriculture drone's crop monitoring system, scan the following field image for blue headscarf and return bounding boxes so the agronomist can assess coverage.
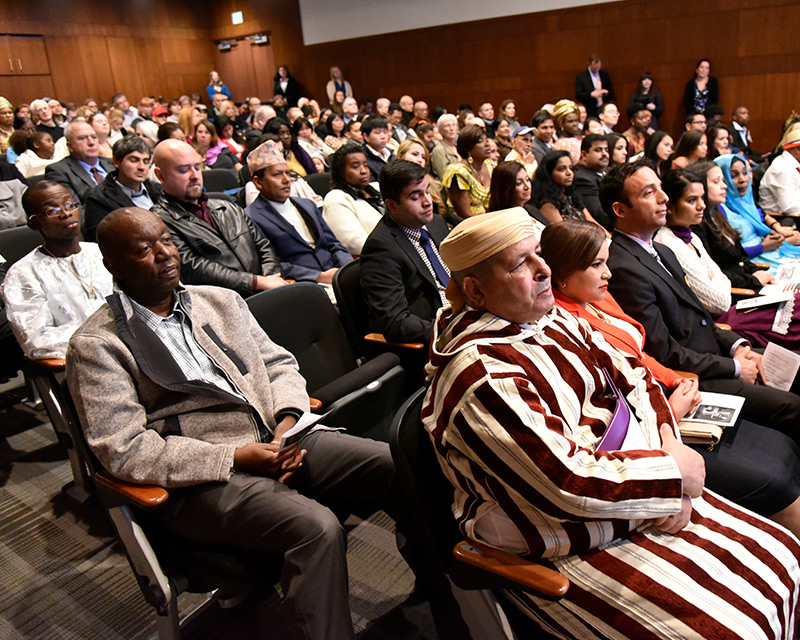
[714,153,771,236]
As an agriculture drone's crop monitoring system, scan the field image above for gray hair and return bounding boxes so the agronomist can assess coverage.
[436,113,458,133]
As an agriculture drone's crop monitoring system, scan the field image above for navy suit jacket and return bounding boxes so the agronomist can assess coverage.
[575,69,615,117]
[44,156,115,205]
[360,214,449,344]
[607,231,741,380]
[245,195,352,282]
[362,144,395,182]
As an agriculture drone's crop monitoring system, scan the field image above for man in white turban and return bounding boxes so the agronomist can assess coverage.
[423,208,800,639]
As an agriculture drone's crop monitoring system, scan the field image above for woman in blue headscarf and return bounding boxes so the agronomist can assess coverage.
[714,153,800,270]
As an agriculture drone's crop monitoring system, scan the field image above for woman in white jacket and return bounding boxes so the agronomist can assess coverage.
[322,143,385,255]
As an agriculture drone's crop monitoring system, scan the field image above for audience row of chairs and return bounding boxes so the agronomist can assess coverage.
[18,271,568,638]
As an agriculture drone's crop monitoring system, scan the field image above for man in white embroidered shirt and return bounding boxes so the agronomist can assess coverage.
[423,207,800,639]
[360,160,449,345]
[1,180,113,359]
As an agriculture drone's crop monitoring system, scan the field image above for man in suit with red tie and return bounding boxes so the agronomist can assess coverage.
[44,121,114,205]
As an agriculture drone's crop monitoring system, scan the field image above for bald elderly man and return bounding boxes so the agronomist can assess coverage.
[423,208,800,639]
[66,207,397,640]
[151,139,286,297]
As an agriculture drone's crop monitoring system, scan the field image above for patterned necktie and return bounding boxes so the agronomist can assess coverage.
[419,228,450,286]
[90,166,104,184]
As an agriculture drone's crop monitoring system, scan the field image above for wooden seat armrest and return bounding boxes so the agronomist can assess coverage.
[673,371,699,381]
[364,333,425,350]
[453,540,569,599]
[752,262,770,270]
[309,397,323,411]
[94,470,169,507]
[730,287,756,297]
[715,322,732,331]
[25,356,66,371]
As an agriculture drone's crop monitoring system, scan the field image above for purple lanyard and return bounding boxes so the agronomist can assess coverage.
[596,368,631,451]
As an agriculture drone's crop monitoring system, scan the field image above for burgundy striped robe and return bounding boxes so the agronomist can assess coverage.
[423,305,800,639]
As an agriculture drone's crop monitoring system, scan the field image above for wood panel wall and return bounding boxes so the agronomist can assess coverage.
[1,0,798,150]
[210,0,800,151]
[0,0,214,106]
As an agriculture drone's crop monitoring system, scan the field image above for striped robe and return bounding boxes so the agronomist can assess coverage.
[423,305,800,639]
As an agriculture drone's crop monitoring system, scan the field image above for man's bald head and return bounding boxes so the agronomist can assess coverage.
[97,207,155,257]
[153,140,204,202]
[253,105,277,129]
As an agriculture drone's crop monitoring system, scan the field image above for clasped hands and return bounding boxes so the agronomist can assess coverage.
[733,344,765,385]
[650,424,706,534]
[232,415,306,483]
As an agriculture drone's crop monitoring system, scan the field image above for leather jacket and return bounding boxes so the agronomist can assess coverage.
[153,194,281,297]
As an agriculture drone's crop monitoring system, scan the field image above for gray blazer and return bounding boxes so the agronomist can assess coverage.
[66,285,308,487]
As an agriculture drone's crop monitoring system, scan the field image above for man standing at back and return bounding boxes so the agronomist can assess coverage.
[152,139,287,297]
[45,121,115,205]
[575,53,615,118]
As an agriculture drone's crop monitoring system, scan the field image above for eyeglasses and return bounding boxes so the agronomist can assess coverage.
[36,202,80,218]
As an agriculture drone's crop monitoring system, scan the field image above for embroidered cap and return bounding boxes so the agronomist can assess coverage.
[247,140,286,174]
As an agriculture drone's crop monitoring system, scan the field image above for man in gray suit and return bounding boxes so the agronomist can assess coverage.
[45,121,114,205]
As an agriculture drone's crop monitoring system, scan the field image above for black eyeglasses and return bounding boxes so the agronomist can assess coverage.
[37,202,80,218]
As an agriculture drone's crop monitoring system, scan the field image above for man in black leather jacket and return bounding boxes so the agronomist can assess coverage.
[152,139,287,298]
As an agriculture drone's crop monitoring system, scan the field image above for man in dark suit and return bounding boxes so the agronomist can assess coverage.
[245,140,352,286]
[530,110,556,166]
[45,121,114,205]
[575,54,615,118]
[729,106,764,164]
[603,161,800,436]
[360,160,450,345]
[83,135,162,241]
[572,134,610,231]
[361,116,395,183]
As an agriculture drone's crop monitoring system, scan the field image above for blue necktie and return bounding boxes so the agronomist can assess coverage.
[419,228,450,286]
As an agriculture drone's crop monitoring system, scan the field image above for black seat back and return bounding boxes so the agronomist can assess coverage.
[202,168,240,192]
[391,389,463,572]
[332,259,368,358]
[246,282,356,394]
[304,172,332,198]
[0,225,42,265]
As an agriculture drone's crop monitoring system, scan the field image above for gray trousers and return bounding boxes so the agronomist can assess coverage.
[155,430,394,640]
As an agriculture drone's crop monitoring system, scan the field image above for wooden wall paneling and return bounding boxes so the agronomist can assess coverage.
[250,42,277,101]
[46,37,90,103]
[0,37,15,76]
[214,43,259,102]
[80,38,117,104]
[8,36,50,75]
[106,37,145,106]
[2,75,56,106]
[737,5,799,58]
[134,38,168,100]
